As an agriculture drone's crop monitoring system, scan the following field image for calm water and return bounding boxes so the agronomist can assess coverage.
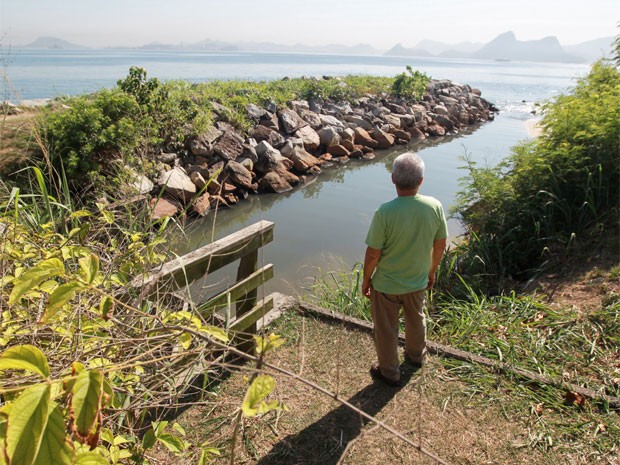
[3,49,590,296]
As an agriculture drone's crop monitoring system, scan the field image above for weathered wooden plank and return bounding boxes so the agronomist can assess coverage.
[195,264,274,318]
[298,302,620,408]
[229,296,274,332]
[127,220,274,297]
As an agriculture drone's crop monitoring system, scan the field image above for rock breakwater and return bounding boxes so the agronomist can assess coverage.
[147,78,497,219]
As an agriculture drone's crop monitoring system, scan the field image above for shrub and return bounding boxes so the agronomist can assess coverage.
[391,66,430,100]
[453,60,620,288]
[43,89,143,185]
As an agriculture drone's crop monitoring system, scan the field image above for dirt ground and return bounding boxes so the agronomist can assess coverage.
[167,254,619,465]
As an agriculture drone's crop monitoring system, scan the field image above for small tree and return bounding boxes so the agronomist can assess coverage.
[391,66,429,101]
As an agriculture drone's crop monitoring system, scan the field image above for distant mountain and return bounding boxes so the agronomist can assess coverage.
[17,33,614,63]
[473,31,582,62]
[564,36,615,62]
[23,36,87,49]
[415,39,481,55]
[384,43,433,58]
[383,31,602,63]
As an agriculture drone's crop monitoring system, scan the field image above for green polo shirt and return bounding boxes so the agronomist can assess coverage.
[365,194,448,294]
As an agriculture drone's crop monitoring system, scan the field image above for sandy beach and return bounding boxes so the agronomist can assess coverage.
[525,118,543,137]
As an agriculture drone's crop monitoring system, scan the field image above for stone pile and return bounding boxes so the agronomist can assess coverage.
[148,78,497,219]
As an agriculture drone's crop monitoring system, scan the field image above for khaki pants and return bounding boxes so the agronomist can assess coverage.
[370,288,427,382]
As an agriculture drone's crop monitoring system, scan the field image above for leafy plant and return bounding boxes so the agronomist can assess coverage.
[391,66,430,100]
[452,59,620,288]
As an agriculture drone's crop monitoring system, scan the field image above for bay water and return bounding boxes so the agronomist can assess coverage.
[3,49,590,297]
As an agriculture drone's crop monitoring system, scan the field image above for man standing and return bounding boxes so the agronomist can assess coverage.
[362,152,447,387]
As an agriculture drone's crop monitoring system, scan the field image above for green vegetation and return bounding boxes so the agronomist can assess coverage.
[452,60,619,290]
[33,67,420,196]
[391,65,430,100]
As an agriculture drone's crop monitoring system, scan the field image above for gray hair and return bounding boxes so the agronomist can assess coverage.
[392,152,425,189]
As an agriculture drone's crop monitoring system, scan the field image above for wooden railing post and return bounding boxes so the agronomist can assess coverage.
[235,249,258,354]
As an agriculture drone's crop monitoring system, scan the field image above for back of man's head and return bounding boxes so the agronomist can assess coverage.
[392,152,425,190]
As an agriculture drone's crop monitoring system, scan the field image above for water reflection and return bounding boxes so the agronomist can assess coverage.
[175,114,530,298]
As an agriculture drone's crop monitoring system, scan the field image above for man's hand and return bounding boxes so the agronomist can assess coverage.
[363,246,382,300]
[426,272,436,290]
[362,279,372,299]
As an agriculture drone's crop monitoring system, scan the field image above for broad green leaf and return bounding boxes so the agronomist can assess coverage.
[242,375,275,417]
[0,345,50,378]
[141,428,157,451]
[255,334,286,355]
[99,295,114,321]
[171,422,186,436]
[178,332,192,350]
[6,383,51,465]
[71,370,104,440]
[157,433,187,453]
[100,210,115,225]
[33,404,74,465]
[79,254,99,284]
[69,210,92,219]
[199,446,221,465]
[75,452,109,465]
[9,258,65,304]
[99,428,114,445]
[201,325,229,343]
[42,282,84,323]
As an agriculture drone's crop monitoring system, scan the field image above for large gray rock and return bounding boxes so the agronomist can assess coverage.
[278,108,308,134]
[259,172,293,193]
[288,100,310,112]
[343,115,372,130]
[260,112,280,131]
[245,103,266,121]
[251,125,286,148]
[318,114,345,128]
[294,125,321,151]
[213,131,244,161]
[158,167,196,202]
[382,113,402,128]
[353,127,378,148]
[127,170,154,195]
[373,127,395,149]
[288,147,321,173]
[298,108,323,129]
[280,138,304,158]
[255,141,287,174]
[225,160,253,189]
[317,127,341,147]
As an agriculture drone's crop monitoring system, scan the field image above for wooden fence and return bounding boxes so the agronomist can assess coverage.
[126,220,275,351]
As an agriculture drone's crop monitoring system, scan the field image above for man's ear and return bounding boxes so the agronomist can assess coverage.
[391,173,396,184]
[418,177,424,187]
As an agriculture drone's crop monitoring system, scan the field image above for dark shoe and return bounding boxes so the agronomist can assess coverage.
[369,366,402,387]
[403,354,424,369]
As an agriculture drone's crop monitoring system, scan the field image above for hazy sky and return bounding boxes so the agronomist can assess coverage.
[1,0,617,48]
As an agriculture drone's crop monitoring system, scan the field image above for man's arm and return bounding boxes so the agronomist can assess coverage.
[362,246,382,298]
[427,238,447,289]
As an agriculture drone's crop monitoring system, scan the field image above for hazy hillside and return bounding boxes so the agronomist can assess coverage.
[564,36,615,62]
[17,33,614,63]
[23,36,86,49]
[473,31,582,62]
